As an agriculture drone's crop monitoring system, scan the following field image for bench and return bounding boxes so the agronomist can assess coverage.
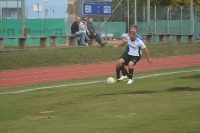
[18,37,28,49]
[121,33,128,39]
[7,36,48,49]
[151,34,171,42]
[22,36,48,48]
[100,33,114,40]
[49,35,76,47]
[140,34,153,43]
[171,34,193,42]
[141,34,169,43]
[0,37,4,50]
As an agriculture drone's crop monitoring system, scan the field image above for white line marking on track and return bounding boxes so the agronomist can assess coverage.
[0,70,199,95]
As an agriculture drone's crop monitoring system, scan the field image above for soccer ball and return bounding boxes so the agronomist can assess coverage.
[107,77,115,84]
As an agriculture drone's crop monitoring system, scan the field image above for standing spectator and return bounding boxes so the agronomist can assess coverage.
[71,16,90,46]
[87,18,106,46]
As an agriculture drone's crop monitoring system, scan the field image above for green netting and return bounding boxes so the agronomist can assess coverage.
[137,19,199,42]
[0,19,199,44]
[1,19,65,45]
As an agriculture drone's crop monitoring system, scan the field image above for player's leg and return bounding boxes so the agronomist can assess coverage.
[127,61,134,84]
[118,65,128,81]
[118,51,129,81]
[115,53,130,82]
[127,56,141,84]
[120,65,129,82]
[115,58,125,80]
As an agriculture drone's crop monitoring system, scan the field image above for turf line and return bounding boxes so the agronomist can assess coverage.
[0,69,199,95]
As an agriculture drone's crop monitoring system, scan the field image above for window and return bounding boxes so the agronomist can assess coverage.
[6,10,10,18]
[18,10,21,19]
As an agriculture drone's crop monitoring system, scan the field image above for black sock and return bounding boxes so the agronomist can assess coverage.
[121,65,128,76]
[116,67,121,79]
[128,68,134,79]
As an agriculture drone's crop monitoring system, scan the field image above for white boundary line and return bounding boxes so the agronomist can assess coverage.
[0,70,199,95]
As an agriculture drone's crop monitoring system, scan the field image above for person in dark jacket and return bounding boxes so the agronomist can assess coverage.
[87,18,106,46]
[71,16,90,46]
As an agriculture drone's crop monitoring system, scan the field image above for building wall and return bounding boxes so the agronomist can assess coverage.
[26,0,68,19]
[0,0,21,19]
[0,0,68,19]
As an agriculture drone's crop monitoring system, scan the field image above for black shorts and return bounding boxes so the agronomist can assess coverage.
[121,53,141,66]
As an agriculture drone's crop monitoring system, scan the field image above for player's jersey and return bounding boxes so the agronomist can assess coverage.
[124,37,146,56]
[125,35,143,53]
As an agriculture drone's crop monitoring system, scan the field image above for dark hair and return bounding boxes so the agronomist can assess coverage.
[130,24,138,30]
[82,17,86,20]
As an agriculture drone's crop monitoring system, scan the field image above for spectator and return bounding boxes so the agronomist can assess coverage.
[87,18,106,46]
[71,16,90,46]
[79,17,91,46]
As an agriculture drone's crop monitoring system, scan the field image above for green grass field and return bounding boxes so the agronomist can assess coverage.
[0,42,200,71]
[0,66,200,133]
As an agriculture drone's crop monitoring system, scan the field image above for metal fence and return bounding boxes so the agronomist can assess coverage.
[1,2,200,44]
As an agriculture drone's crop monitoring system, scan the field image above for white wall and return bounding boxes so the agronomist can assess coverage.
[26,0,68,19]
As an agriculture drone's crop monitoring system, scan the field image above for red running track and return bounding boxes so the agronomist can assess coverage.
[0,55,200,89]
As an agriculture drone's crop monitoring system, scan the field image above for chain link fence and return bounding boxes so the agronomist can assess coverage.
[1,1,200,51]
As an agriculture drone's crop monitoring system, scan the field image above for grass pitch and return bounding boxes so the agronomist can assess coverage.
[0,66,200,133]
[0,42,200,71]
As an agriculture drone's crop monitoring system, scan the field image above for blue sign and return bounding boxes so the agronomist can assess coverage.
[83,3,112,16]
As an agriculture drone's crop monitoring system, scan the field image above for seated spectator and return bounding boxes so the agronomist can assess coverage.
[71,16,90,46]
[87,17,106,46]
[79,17,91,46]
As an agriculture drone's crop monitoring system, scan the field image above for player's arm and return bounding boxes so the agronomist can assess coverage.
[143,47,152,64]
[113,40,127,49]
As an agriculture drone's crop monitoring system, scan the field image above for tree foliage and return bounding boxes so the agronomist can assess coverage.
[112,0,200,7]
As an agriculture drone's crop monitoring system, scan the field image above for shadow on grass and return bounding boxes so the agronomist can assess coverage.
[166,87,200,92]
[94,74,200,96]
[181,74,200,79]
[96,91,158,96]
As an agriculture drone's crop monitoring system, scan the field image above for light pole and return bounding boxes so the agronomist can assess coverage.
[147,0,150,33]
[127,0,129,32]
[16,0,18,19]
[41,0,48,36]
[0,0,2,36]
[21,0,26,36]
[190,0,194,34]
[134,0,137,25]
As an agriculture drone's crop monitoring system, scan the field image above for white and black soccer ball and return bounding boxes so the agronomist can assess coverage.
[107,77,115,84]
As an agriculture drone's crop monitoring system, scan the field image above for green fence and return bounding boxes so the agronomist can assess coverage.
[65,22,126,39]
[0,19,66,45]
[0,19,199,44]
[137,19,199,42]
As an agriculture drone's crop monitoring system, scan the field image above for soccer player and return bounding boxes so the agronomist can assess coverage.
[118,24,143,82]
[113,31,152,84]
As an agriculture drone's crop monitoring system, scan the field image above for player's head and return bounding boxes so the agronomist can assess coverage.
[89,18,93,23]
[130,24,138,32]
[129,31,137,41]
[76,16,80,23]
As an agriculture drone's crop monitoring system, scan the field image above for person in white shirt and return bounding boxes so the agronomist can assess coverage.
[113,30,152,84]
[79,17,91,46]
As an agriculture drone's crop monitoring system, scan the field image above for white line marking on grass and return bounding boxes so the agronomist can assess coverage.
[0,70,199,95]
